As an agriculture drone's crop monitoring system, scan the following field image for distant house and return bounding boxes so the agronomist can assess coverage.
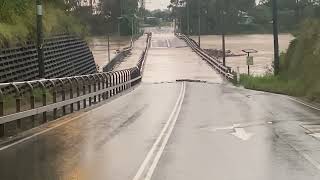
[239,15,254,25]
[80,0,101,14]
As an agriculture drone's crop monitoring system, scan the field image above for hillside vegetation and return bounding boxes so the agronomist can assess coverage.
[0,1,86,47]
[240,19,320,101]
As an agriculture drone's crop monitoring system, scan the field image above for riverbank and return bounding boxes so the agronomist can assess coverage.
[191,34,294,75]
[237,19,320,102]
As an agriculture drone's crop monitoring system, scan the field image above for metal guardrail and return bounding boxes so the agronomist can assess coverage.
[0,33,152,137]
[103,33,151,72]
[177,33,234,80]
[102,41,133,72]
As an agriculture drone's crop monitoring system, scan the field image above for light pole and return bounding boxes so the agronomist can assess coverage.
[272,0,280,75]
[117,16,124,49]
[221,10,226,66]
[132,17,134,40]
[36,0,45,78]
[105,12,112,63]
[198,1,201,48]
[186,0,190,36]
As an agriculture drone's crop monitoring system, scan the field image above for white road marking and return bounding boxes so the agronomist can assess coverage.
[301,152,320,170]
[231,128,253,141]
[287,97,320,111]
[166,39,170,48]
[310,133,320,138]
[210,124,240,132]
[0,89,137,151]
[132,82,186,180]
[144,83,185,180]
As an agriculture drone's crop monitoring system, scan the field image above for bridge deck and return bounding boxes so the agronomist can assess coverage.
[1,28,320,180]
[114,34,148,71]
[143,30,223,83]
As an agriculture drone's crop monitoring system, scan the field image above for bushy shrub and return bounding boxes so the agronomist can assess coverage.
[240,19,320,102]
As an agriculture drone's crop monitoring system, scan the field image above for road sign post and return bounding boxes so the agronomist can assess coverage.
[242,49,258,76]
[246,55,253,75]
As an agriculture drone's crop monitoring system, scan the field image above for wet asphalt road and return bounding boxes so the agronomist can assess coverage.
[1,28,320,180]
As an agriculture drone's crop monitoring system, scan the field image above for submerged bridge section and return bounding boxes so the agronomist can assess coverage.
[1,28,320,180]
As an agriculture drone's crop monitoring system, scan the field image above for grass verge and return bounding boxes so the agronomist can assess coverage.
[239,74,319,102]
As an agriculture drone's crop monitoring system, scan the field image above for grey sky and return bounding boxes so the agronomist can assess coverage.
[146,0,170,10]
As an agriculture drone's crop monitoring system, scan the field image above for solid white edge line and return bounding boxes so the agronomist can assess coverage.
[144,82,186,180]
[0,87,138,151]
[283,96,320,170]
[132,82,185,180]
[287,97,320,111]
[301,152,320,170]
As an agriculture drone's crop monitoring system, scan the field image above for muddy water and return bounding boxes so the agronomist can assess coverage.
[191,34,294,75]
[88,36,131,70]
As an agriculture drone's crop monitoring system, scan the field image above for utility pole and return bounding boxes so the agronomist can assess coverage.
[222,11,226,66]
[198,1,201,48]
[272,0,280,75]
[89,0,93,14]
[36,0,45,78]
[295,0,300,24]
[186,0,190,36]
[108,32,110,63]
[173,3,176,33]
[105,12,112,63]
[118,0,122,36]
[132,17,134,40]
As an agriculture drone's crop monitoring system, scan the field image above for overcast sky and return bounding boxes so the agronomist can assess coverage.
[145,0,171,10]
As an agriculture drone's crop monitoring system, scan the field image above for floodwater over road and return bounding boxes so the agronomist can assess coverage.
[2,28,320,180]
[143,27,223,83]
[88,36,131,70]
[192,34,294,75]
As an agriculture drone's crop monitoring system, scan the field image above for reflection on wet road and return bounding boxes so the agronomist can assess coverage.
[1,28,320,180]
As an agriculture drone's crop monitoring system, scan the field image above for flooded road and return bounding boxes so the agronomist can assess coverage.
[88,36,131,70]
[191,34,294,75]
[143,27,223,83]
[1,28,320,180]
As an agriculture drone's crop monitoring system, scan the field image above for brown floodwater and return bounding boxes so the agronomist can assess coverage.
[191,34,294,75]
[88,36,131,70]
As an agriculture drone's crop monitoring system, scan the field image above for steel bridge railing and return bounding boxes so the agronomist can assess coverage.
[0,32,152,137]
[176,33,234,80]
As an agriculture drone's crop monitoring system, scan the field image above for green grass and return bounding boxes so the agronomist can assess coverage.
[238,19,320,102]
[239,74,305,96]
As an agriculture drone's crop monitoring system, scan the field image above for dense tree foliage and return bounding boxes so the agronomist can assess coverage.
[170,0,320,34]
[0,0,142,47]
